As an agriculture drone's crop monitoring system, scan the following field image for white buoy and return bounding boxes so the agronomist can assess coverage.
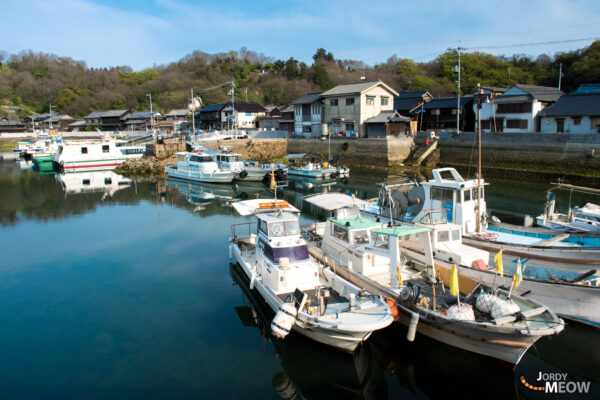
[407,313,419,341]
[271,303,298,339]
[228,243,233,260]
[249,271,256,289]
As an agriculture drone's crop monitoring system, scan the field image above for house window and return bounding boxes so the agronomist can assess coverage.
[81,147,88,154]
[506,119,528,129]
[573,118,581,126]
[330,99,338,106]
[102,145,109,153]
[346,98,355,106]
[345,123,354,131]
[480,120,491,130]
[381,97,389,106]
[497,102,533,114]
[431,109,440,116]
[366,96,375,105]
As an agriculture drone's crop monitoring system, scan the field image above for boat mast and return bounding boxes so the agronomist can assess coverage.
[476,84,483,233]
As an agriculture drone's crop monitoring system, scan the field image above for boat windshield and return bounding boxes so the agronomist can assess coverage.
[190,155,214,163]
[259,238,309,263]
[268,220,300,237]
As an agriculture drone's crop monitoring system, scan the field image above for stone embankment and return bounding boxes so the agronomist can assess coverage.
[115,155,176,176]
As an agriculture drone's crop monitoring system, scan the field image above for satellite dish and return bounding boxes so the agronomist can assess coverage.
[189,96,202,111]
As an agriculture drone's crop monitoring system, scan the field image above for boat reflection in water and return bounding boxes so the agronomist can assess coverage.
[167,178,270,211]
[56,170,131,197]
[229,263,388,400]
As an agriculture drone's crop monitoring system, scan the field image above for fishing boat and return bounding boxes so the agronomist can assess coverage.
[212,147,288,182]
[537,183,600,233]
[229,262,388,400]
[165,152,236,183]
[285,153,349,179]
[228,199,394,353]
[364,168,600,266]
[54,139,145,172]
[302,201,564,367]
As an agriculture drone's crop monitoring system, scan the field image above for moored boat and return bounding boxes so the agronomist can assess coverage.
[54,139,145,172]
[165,152,236,183]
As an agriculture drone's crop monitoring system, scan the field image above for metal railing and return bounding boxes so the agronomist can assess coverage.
[231,221,256,238]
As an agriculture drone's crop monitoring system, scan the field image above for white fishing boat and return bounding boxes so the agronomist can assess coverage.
[537,183,600,233]
[228,199,393,353]
[364,168,600,266]
[285,154,349,180]
[54,138,145,172]
[302,198,564,367]
[213,147,288,182]
[165,152,236,183]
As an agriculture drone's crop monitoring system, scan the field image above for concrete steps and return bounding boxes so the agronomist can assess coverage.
[406,141,438,166]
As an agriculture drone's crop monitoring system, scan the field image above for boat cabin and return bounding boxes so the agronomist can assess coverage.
[428,223,489,268]
[176,152,221,174]
[413,168,488,234]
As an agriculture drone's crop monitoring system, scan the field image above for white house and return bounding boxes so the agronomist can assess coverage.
[539,84,600,134]
[321,80,398,138]
[222,102,267,129]
[291,92,323,138]
[474,84,563,133]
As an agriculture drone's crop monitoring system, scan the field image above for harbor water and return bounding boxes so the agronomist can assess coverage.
[0,159,598,399]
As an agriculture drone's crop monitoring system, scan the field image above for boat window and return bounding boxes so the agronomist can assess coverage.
[332,224,349,242]
[82,179,90,186]
[452,229,461,241]
[463,189,471,202]
[190,155,213,162]
[81,147,88,154]
[353,229,369,244]
[104,178,112,184]
[178,154,186,162]
[258,238,309,263]
[102,145,110,153]
[431,187,453,202]
[259,220,268,235]
[437,231,450,242]
[473,186,483,200]
[373,234,389,249]
[284,220,300,235]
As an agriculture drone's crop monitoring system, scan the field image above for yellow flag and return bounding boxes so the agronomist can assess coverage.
[396,265,403,287]
[494,248,504,281]
[270,169,276,189]
[450,262,459,297]
[513,258,523,289]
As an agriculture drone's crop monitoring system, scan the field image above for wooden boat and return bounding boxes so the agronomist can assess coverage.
[536,183,600,233]
[228,199,393,353]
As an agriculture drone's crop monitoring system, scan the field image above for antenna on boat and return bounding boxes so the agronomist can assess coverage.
[476,84,484,233]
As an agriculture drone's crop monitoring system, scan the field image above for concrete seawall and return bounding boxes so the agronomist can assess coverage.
[438,132,600,177]
[198,137,415,167]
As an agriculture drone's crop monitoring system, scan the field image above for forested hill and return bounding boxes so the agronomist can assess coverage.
[1,42,599,119]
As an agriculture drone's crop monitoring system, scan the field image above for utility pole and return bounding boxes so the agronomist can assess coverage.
[191,88,196,135]
[448,44,465,134]
[558,63,563,90]
[146,93,154,133]
[230,80,236,130]
[49,103,53,131]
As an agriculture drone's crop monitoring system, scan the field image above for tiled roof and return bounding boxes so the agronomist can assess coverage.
[365,110,410,124]
[125,111,161,119]
[199,103,227,113]
[228,102,267,113]
[69,120,87,126]
[501,84,563,102]
[102,109,129,118]
[396,90,428,99]
[394,97,421,112]
[572,84,600,94]
[85,111,106,119]
[493,95,532,104]
[423,96,473,109]
[291,92,323,105]
[539,93,600,117]
[321,80,398,97]
[165,109,190,117]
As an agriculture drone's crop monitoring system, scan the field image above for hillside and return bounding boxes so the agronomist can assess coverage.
[0,42,599,119]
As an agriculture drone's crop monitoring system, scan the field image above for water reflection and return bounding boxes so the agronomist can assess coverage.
[229,263,388,400]
[56,171,131,197]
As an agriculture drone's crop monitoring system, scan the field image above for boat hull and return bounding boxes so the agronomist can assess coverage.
[230,242,377,353]
[165,166,236,183]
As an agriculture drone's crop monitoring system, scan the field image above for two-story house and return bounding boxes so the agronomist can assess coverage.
[222,102,267,129]
[539,84,600,134]
[478,84,563,133]
[421,96,475,132]
[100,109,129,131]
[394,90,432,132]
[196,103,228,131]
[291,92,324,138]
[258,105,295,134]
[321,80,398,138]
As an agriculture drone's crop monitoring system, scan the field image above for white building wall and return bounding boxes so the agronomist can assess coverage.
[541,116,599,134]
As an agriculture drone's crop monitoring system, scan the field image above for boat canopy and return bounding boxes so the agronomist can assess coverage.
[303,193,367,211]
[232,199,300,216]
[330,216,382,230]
[374,226,431,237]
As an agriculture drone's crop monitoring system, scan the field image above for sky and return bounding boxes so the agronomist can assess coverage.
[1,0,600,70]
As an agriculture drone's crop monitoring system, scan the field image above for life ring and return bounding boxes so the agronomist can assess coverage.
[386,298,400,322]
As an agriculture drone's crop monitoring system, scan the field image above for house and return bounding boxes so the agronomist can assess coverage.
[42,114,75,131]
[364,110,411,137]
[0,120,27,133]
[83,111,105,130]
[421,96,475,132]
[100,109,129,131]
[321,80,398,138]
[123,111,162,131]
[68,120,88,132]
[195,103,228,131]
[222,102,267,129]
[539,85,600,134]
[291,92,324,138]
[394,90,432,133]
[477,84,563,133]
[472,87,507,132]
[257,105,294,133]
[157,109,190,133]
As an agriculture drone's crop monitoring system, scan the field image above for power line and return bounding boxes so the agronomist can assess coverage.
[466,36,600,51]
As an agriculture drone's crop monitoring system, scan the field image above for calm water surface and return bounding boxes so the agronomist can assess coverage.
[0,160,598,399]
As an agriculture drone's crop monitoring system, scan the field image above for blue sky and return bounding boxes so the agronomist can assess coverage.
[1,0,600,70]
